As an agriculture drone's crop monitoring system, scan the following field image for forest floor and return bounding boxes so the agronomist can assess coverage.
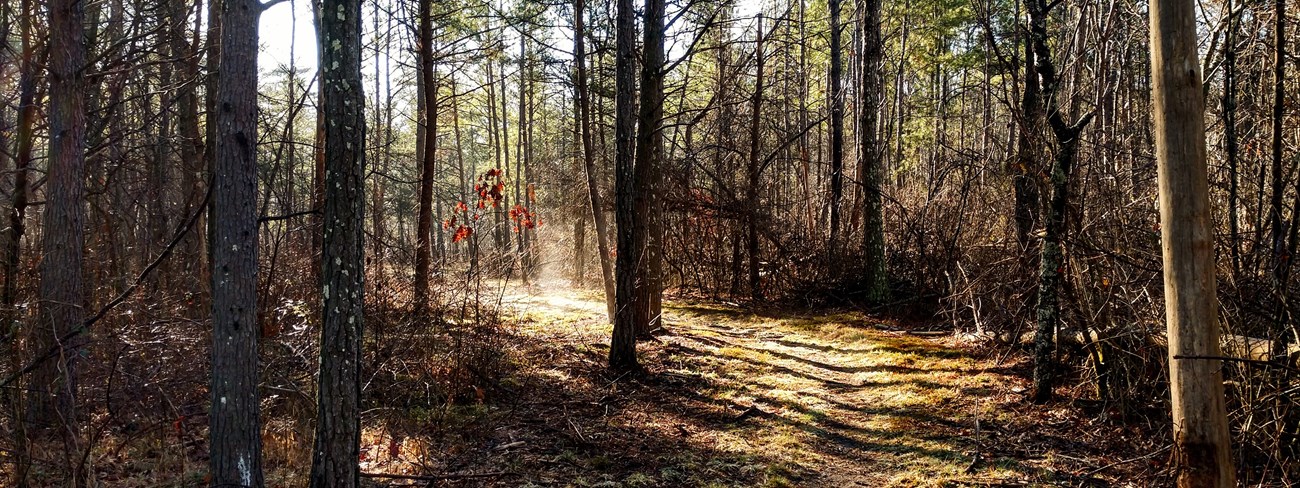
[351,281,1160,488]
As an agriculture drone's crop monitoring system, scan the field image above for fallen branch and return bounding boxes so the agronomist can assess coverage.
[359,471,511,481]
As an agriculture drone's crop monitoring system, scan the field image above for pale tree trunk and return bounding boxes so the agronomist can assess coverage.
[1150,0,1237,482]
[207,0,263,484]
[310,0,365,484]
[573,0,616,322]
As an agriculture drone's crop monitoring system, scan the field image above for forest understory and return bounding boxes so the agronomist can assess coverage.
[16,282,1171,488]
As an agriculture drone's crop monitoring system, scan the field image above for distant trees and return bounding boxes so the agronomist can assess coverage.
[310,0,366,484]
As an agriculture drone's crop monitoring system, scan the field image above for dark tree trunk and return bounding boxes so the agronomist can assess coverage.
[413,0,436,313]
[1222,0,1240,281]
[30,0,88,455]
[1028,0,1094,403]
[858,0,887,302]
[634,0,666,335]
[747,15,765,302]
[207,0,264,484]
[1013,2,1042,256]
[310,0,365,485]
[2,0,39,337]
[610,0,640,370]
[827,0,844,257]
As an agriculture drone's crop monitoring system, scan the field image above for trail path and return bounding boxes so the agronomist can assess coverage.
[425,283,1146,487]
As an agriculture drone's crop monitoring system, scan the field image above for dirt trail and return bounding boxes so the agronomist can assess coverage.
[483,284,1142,487]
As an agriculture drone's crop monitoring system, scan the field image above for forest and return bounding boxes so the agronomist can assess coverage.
[0,0,1293,483]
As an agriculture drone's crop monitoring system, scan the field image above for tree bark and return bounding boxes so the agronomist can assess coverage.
[574,0,617,321]
[858,0,887,303]
[610,0,640,370]
[413,0,436,313]
[310,0,366,484]
[1028,0,1093,403]
[30,0,89,457]
[634,0,666,335]
[827,0,845,258]
[1150,0,1237,481]
[207,0,263,484]
[746,15,766,302]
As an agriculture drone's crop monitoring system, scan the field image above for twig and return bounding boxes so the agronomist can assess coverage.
[1081,445,1170,478]
[0,177,212,390]
[1173,354,1299,372]
[359,471,510,481]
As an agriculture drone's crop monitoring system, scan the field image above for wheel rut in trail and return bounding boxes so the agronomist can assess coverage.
[498,285,1131,487]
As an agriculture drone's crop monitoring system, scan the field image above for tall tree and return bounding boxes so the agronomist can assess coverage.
[310,0,366,484]
[573,0,617,321]
[610,0,640,370]
[858,0,887,302]
[746,14,765,301]
[29,0,88,452]
[413,0,436,313]
[635,0,666,334]
[208,0,264,484]
[1028,0,1094,403]
[1150,0,1237,481]
[827,0,845,257]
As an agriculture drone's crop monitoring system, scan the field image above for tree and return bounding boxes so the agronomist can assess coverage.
[635,0,667,333]
[310,0,366,484]
[29,0,88,455]
[573,0,617,321]
[413,0,437,313]
[827,0,845,257]
[208,0,265,484]
[610,0,639,370]
[1150,0,1237,482]
[746,14,765,301]
[1028,0,1094,403]
[858,0,886,302]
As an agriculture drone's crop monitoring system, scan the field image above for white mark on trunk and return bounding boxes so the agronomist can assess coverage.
[239,455,252,486]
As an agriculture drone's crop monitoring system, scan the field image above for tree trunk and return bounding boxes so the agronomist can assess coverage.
[747,15,765,302]
[1150,0,1237,481]
[634,0,666,335]
[1267,0,1286,280]
[827,0,845,258]
[858,0,887,302]
[1222,0,1240,281]
[30,0,88,460]
[413,0,436,313]
[610,0,640,370]
[3,0,39,338]
[1028,0,1093,403]
[310,0,365,484]
[207,0,263,484]
[574,0,617,321]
